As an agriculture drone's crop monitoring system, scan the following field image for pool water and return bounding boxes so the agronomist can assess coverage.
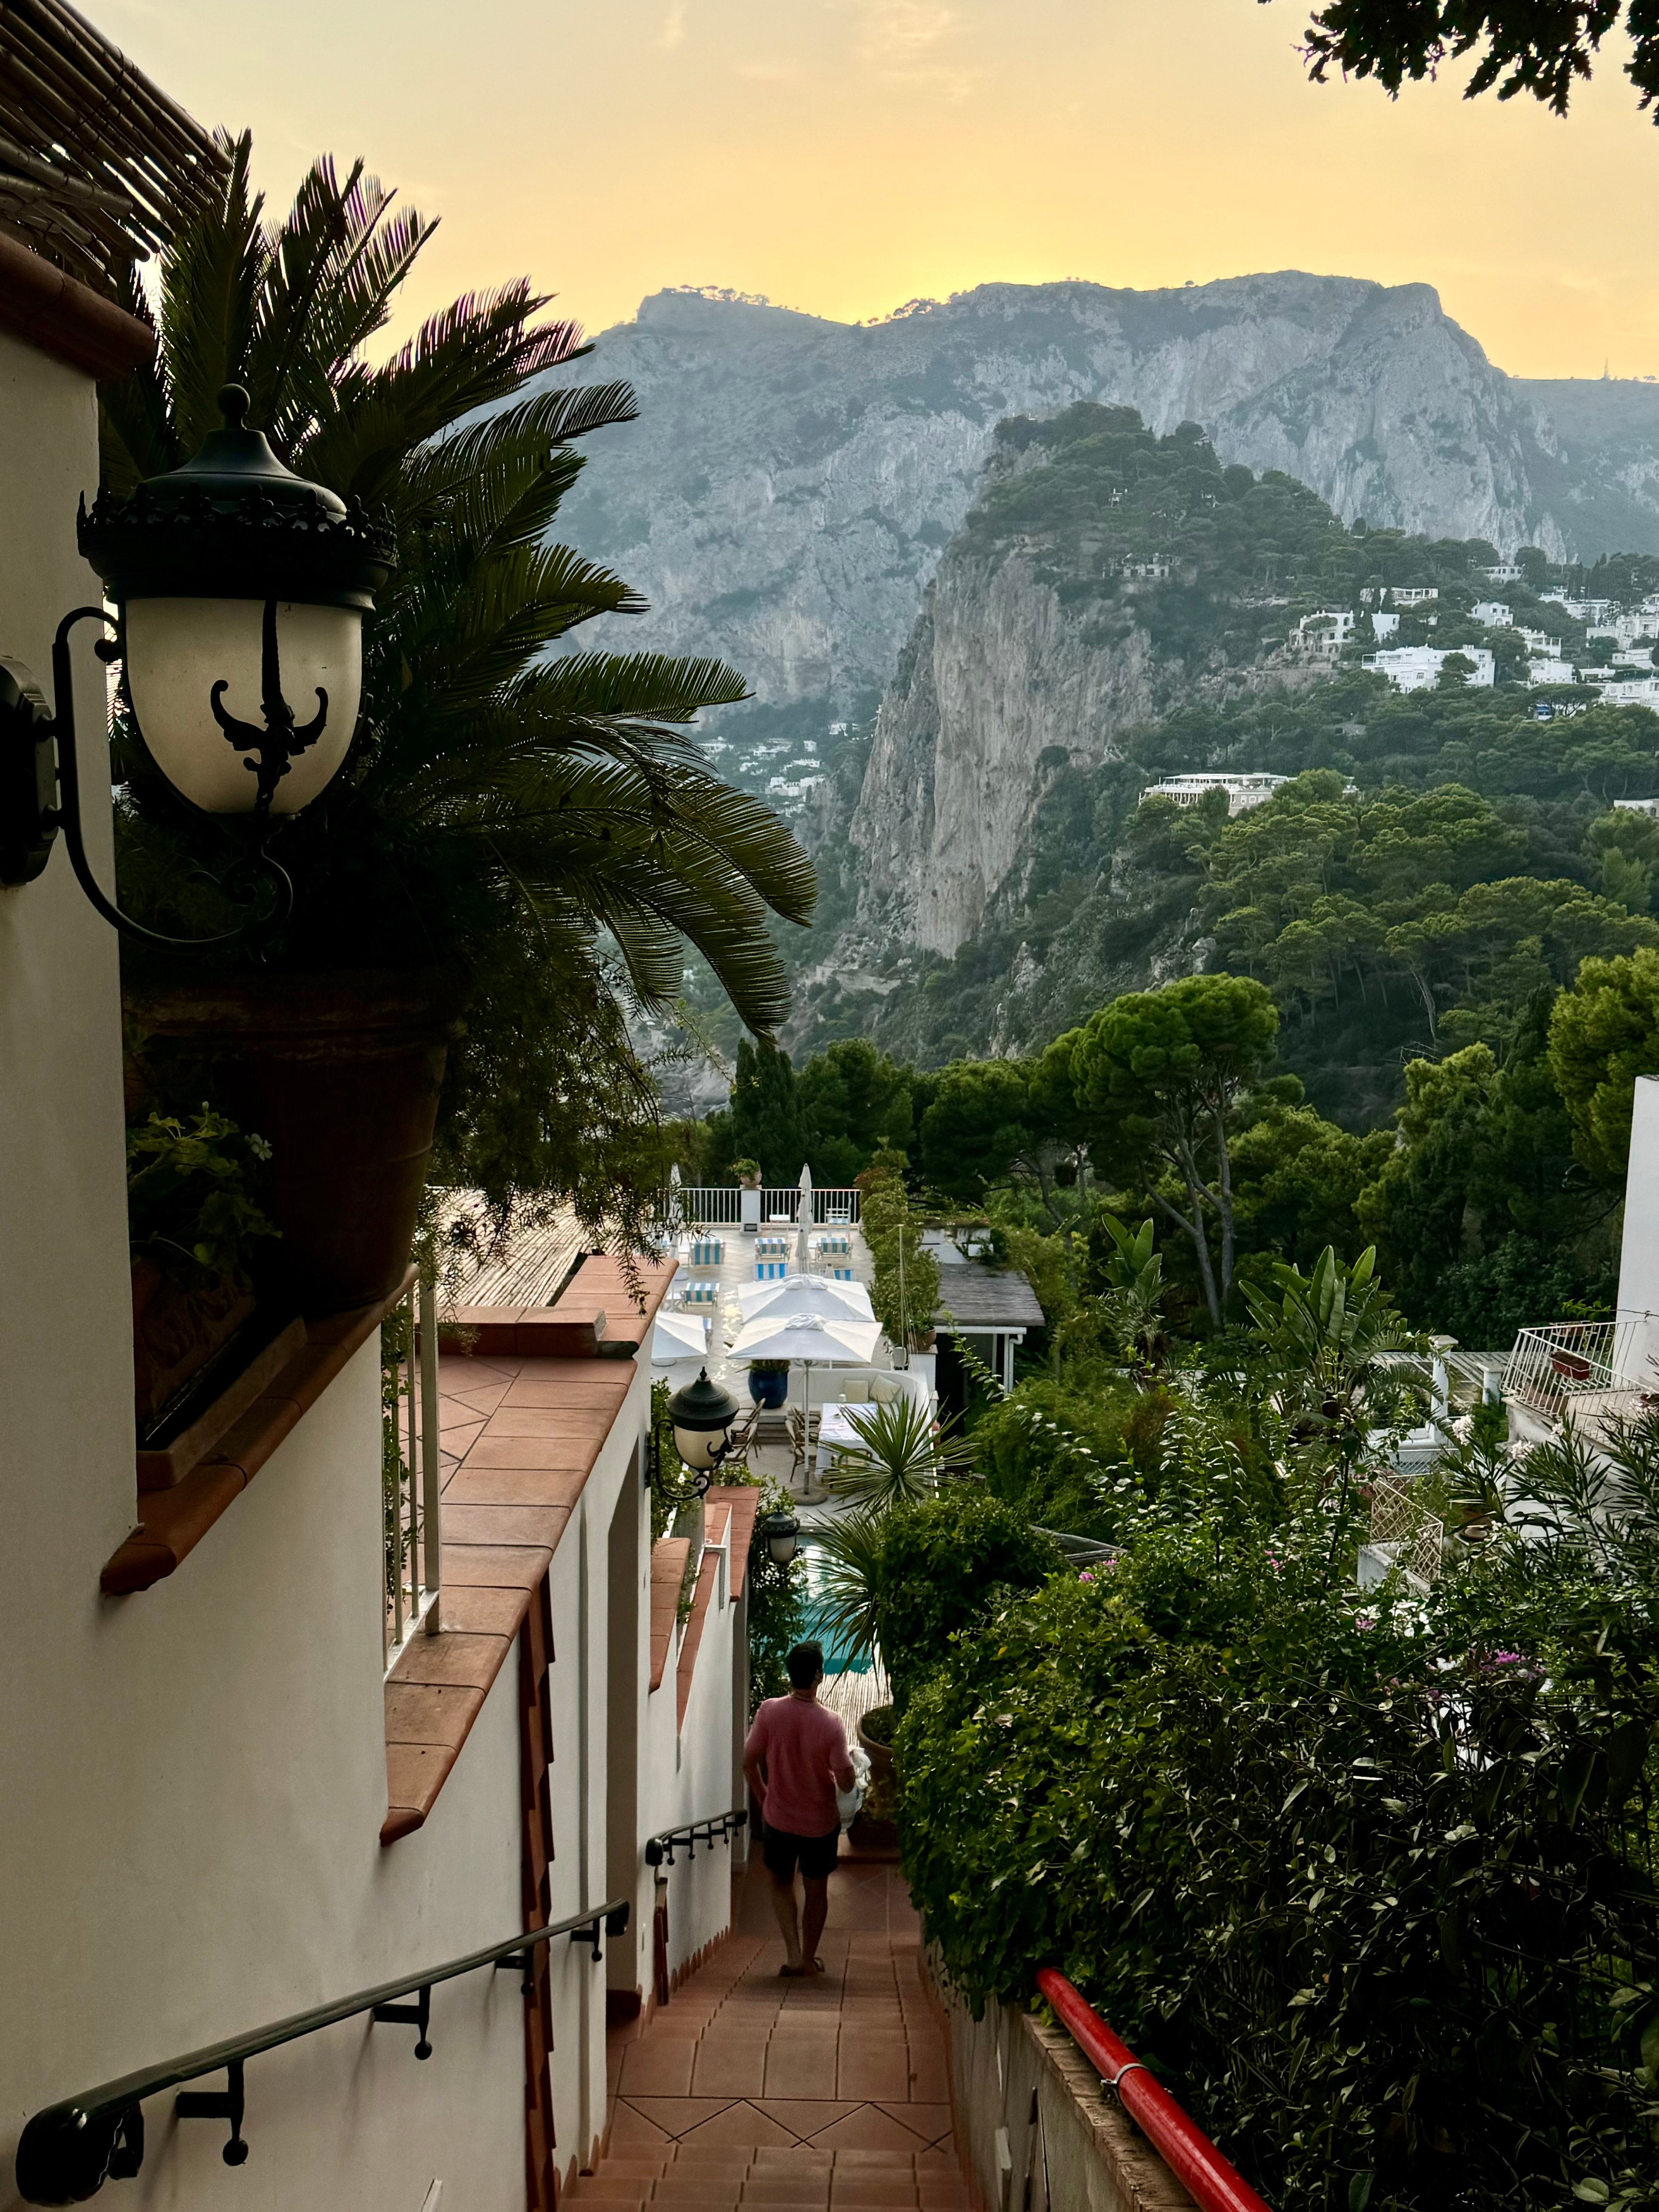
[794,1538,874,1675]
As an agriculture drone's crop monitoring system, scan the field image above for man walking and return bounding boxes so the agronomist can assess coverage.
[743,1640,856,1977]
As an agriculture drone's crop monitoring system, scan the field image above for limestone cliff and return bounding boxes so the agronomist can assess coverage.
[556,275,1659,715]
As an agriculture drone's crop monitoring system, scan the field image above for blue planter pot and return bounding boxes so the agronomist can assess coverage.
[749,1368,788,1409]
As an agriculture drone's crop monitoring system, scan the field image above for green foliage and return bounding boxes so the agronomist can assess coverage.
[709,1037,804,1184]
[896,1446,1659,2210]
[862,1166,942,1349]
[824,1394,973,1510]
[1241,1246,1421,1488]
[1071,972,1280,1323]
[126,1106,278,1284]
[916,1058,1033,1200]
[106,134,813,1253]
[1550,945,1659,1182]
[809,1507,889,1673]
[1096,1214,1168,1367]
[866,1489,1063,1710]
[796,1039,919,1185]
[744,1473,806,1712]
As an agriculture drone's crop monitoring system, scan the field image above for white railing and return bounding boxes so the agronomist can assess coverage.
[1504,1321,1649,1432]
[665,1185,861,1227]
[384,1271,442,1669]
[667,1185,741,1226]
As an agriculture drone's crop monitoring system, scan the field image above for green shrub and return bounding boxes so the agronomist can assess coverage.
[869,1489,1062,1709]
[895,1485,1659,2212]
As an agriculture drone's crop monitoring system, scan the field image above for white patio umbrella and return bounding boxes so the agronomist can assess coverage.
[795,1161,814,1271]
[737,1272,874,1322]
[651,1308,709,1365]
[666,1160,684,1237]
[729,1308,883,1433]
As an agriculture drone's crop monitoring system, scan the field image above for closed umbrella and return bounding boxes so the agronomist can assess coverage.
[795,1160,814,1271]
[729,1308,883,1438]
[737,1272,874,1322]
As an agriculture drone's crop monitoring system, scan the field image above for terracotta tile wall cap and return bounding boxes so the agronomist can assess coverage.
[675,1550,721,1731]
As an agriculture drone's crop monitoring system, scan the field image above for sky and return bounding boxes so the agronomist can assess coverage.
[97,0,1659,381]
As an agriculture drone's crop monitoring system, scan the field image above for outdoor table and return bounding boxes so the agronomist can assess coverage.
[817,1400,877,1475]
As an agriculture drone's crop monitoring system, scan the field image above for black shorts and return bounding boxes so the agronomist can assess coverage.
[762,1822,840,1881]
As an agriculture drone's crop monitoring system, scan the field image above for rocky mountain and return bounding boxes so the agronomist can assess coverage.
[558,275,1659,723]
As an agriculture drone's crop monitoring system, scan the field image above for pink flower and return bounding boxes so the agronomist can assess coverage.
[1079,1571,1096,1583]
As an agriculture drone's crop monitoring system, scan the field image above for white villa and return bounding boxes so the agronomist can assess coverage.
[1141,772,1290,814]
[1361,645,1495,693]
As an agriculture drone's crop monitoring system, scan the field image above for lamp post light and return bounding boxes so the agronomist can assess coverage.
[0,385,393,944]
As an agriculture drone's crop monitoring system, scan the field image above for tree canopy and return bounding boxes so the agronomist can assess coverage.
[1287,1,1659,121]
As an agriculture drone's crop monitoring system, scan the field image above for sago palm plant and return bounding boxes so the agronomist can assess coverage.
[106,135,814,1241]
[824,1395,972,1510]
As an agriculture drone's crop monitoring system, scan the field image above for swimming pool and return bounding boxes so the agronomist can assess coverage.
[794,1536,875,1675]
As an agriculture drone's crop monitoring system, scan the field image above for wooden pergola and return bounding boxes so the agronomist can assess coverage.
[0,0,224,299]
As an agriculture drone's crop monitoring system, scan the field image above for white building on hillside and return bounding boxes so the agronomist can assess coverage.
[1471,601,1512,627]
[1371,611,1401,640]
[1141,772,1290,815]
[1362,645,1495,693]
[1390,587,1440,607]
[1527,658,1579,686]
[1483,563,1523,582]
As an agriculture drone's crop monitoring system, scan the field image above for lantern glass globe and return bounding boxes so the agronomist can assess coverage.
[124,598,363,816]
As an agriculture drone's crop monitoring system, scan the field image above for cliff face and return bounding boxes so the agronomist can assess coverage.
[557,274,1659,714]
[852,554,1172,953]
[846,407,1348,957]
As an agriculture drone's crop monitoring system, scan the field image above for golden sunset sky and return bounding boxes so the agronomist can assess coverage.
[99,0,1659,380]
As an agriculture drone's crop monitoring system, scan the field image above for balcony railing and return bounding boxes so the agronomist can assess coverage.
[1504,1320,1652,1435]
[663,1185,862,1227]
[384,1271,441,1667]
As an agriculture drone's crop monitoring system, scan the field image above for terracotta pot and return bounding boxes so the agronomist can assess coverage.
[127,969,464,1316]
[857,1706,896,1794]
[131,1256,255,1430]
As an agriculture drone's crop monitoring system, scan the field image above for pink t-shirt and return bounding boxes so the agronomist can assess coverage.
[745,1695,850,1837]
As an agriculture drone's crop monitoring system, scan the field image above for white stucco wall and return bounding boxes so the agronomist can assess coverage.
[0,327,520,2212]
[1618,1075,1659,1379]
[0,321,753,2211]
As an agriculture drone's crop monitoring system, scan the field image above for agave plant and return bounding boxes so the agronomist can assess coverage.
[105,135,814,1241]
[824,1394,973,1510]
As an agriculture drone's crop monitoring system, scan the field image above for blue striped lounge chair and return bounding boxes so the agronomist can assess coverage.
[689,1238,723,1266]
[756,1262,787,1281]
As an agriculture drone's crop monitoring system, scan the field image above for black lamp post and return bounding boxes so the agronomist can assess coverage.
[0,385,393,945]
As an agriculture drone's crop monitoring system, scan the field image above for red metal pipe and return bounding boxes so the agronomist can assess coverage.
[1034,1968,1274,2212]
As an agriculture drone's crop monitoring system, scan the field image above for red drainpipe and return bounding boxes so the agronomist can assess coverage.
[1034,1969,1274,2212]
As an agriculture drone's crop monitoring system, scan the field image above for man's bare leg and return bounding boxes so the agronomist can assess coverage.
[769,1869,802,1969]
[801,1876,830,1971]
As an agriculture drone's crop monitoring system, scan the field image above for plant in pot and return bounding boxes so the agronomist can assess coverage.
[127,1106,280,1440]
[731,1159,763,1191]
[747,1356,791,1410]
[106,140,814,1315]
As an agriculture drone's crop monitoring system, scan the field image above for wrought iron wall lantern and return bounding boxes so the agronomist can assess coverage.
[664,1367,745,1494]
[755,1509,800,1573]
[0,385,393,947]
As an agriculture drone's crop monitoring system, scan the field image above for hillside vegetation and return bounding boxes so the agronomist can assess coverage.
[785,405,1659,1122]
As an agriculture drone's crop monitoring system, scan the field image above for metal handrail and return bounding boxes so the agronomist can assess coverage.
[1035,1968,1273,2212]
[16,1895,632,2206]
[645,1807,748,1868]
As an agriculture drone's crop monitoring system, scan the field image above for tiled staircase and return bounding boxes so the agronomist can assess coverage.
[577,1856,974,2210]
[566,2142,969,2207]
